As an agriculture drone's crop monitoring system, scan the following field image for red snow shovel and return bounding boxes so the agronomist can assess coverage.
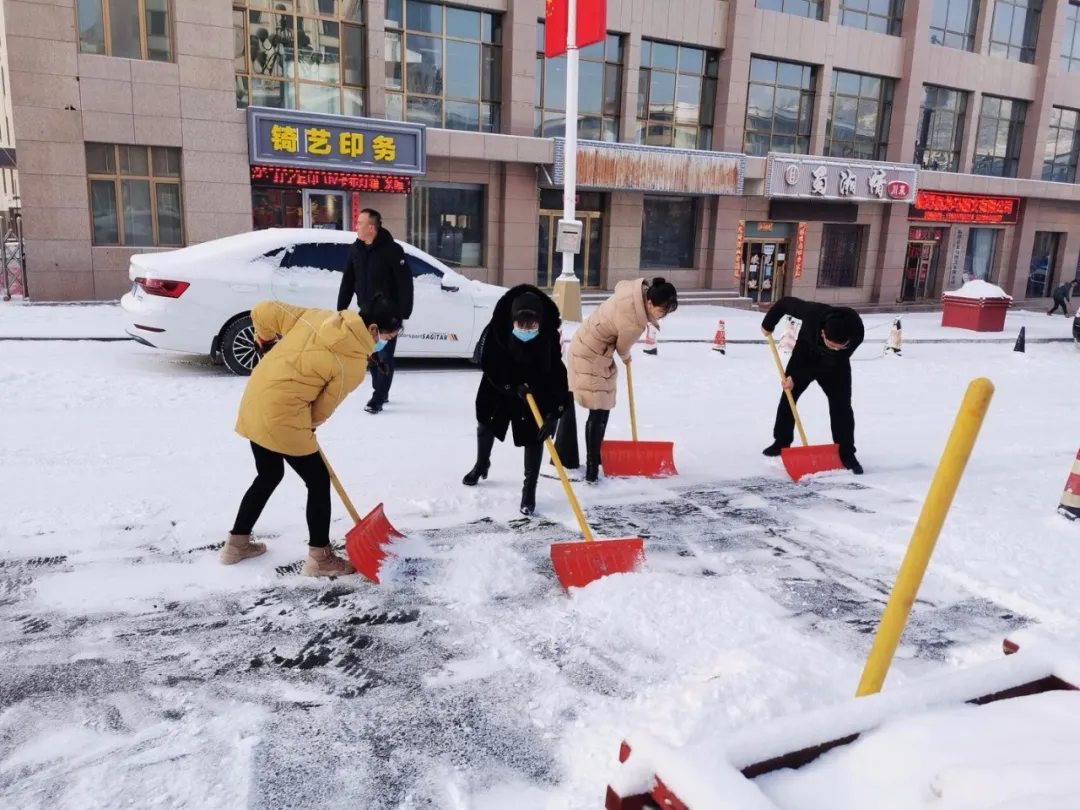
[319,448,404,584]
[525,393,645,590]
[600,363,678,478]
[766,334,844,482]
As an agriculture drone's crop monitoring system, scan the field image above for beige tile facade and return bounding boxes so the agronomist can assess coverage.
[7,0,1080,302]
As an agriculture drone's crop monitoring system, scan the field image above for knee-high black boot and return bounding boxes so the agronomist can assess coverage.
[520,443,543,515]
[584,409,609,484]
[462,423,496,486]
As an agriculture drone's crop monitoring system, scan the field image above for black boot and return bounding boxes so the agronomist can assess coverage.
[520,443,543,515]
[584,410,608,484]
[462,424,495,486]
[762,441,786,457]
[840,450,864,475]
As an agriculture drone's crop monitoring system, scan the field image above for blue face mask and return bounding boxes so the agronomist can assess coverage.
[373,338,387,352]
[512,328,539,343]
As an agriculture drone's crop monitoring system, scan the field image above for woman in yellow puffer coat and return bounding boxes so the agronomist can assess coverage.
[223,293,402,577]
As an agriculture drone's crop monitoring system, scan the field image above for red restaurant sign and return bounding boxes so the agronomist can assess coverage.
[734,220,745,280]
[250,164,412,194]
[908,190,1020,225]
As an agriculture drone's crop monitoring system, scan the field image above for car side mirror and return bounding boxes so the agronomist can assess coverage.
[441,283,459,293]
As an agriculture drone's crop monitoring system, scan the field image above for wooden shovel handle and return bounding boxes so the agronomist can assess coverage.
[318,447,362,524]
[766,334,809,447]
[625,360,639,443]
[525,392,594,542]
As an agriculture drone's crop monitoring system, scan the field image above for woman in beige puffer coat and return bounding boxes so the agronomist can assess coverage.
[566,276,678,482]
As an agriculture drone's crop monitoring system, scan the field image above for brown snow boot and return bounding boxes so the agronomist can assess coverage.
[301,545,355,578]
[219,533,267,565]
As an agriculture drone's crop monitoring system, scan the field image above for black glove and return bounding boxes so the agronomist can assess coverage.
[538,408,563,442]
[514,383,531,401]
[376,360,390,375]
[255,337,278,357]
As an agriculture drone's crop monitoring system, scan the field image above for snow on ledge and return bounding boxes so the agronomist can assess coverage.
[945,279,1013,300]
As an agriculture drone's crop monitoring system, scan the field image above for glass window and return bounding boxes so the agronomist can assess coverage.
[989,0,1041,63]
[755,0,824,21]
[914,84,968,172]
[86,144,184,247]
[280,242,353,271]
[234,0,364,115]
[636,40,717,150]
[818,224,862,288]
[535,24,623,142]
[1062,0,1080,73]
[1027,231,1061,297]
[825,70,894,161]
[640,197,697,269]
[1043,106,1080,183]
[840,0,904,34]
[77,0,172,61]
[384,2,500,132]
[252,187,304,229]
[929,0,979,50]
[407,182,485,267]
[964,228,999,281]
[743,57,815,156]
[971,95,1026,177]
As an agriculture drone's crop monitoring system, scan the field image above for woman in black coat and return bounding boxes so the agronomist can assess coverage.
[462,285,569,515]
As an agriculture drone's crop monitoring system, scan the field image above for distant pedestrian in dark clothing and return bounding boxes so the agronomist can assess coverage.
[463,285,568,516]
[760,296,866,475]
[1048,281,1076,316]
[336,208,414,414]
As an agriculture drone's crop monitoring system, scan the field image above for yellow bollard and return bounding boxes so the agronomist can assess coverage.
[855,378,995,697]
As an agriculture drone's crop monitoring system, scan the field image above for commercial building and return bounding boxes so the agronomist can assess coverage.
[7,0,1080,304]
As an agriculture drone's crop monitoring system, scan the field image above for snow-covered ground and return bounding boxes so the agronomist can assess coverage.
[1,298,1076,343]
[2,303,1080,809]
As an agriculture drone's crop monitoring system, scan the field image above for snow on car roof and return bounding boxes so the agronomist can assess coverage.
[130,228,495,294]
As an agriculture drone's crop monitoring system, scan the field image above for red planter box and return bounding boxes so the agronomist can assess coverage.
[941,295,1011,332]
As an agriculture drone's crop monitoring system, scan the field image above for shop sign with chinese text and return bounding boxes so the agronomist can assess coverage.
[734,220,745,280]
[764,154,918,204]
[793,222,807,280]
[247,106,426,176]
[908,190,1020,225]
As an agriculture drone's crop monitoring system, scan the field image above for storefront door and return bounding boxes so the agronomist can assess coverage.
[537,209,603,289]
[740,239,788,305]
[303,190,348,230]
[902,243,939,301]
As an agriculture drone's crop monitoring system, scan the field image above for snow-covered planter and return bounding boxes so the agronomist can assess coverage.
[941,280,1013,333]
[605,637,1079,810]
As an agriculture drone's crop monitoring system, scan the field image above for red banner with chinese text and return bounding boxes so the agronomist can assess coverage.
[544,0,606,58]
[793,222,807,281]
[734,220,745,281]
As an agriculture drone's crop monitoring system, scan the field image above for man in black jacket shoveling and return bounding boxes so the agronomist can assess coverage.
[760,296,865,475]
[337,208,414,414]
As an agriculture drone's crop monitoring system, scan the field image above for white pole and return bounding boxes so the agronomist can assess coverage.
[559,0,579,280]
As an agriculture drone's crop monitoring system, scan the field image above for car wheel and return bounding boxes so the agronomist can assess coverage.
[221,316,259,376]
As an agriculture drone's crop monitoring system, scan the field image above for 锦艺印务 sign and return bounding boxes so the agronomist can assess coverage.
[247,107,426,177]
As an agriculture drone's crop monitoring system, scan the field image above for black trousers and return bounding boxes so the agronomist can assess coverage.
[1049,297,1069,315]
[773,356,856,456]
[231,441,331,547]
[368,336,398,404]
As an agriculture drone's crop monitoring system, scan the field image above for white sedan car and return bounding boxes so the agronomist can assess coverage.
[121,228,505,374]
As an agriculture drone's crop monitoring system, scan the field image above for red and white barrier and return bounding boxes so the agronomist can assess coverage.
[711,320,726,354]
[778,316,797,354]
[643,323,658,355]
[1058,449,1080,520]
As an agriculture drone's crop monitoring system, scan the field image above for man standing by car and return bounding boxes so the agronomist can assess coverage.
[337,208,414,414]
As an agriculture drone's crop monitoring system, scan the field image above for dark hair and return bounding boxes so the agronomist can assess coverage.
[358,293,402,333]
[646,277,678,314]
[359,208,383,230]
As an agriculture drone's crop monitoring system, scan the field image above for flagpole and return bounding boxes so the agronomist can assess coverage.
[552,0,583,322]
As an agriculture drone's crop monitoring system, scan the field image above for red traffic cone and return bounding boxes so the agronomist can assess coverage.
[643,323,658,355]
[1058,449,1080,520]
[711,320,727,354]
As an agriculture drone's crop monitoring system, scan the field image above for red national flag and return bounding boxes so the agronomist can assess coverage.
[544,0,606,59]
